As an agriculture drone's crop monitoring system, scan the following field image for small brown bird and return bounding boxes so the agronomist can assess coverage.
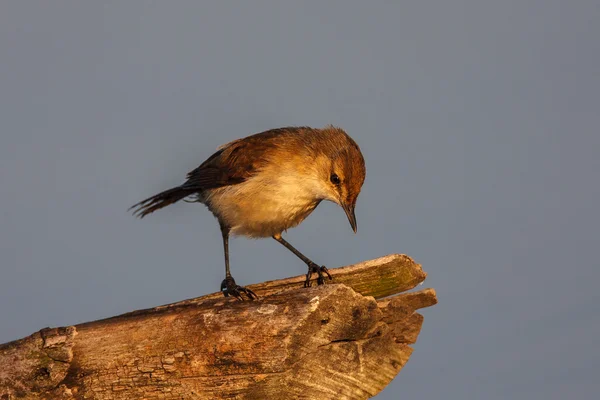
[130,126,366,300]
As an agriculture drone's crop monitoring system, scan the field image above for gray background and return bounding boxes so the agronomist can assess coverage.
[1,1,598,399]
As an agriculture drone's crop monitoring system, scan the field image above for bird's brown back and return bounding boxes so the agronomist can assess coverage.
[184,126,365,193]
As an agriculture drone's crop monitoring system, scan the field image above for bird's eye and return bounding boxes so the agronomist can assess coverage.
[330,174,341,185]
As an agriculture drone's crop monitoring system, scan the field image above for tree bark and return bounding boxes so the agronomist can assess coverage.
[0,254,437,400]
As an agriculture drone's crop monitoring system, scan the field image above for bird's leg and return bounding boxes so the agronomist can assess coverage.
[272,234,332,288]
[220,225,257,300]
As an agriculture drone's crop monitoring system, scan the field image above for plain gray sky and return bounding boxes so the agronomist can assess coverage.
[1,1,599,399]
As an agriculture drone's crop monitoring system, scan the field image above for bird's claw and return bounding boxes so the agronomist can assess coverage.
[304,264,333,288]
[221,276,258,301]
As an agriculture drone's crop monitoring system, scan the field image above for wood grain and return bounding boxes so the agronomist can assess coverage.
[0,254,436,400]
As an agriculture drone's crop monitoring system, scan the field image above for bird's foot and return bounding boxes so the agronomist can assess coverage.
[304,263,333,288]
[221,276,258,301]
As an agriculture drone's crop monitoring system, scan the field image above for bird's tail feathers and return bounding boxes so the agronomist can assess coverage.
[129,186,198,218]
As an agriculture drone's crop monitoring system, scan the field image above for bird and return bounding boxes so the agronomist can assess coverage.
[129,125,366,300]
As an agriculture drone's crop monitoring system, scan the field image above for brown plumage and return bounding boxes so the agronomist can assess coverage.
[130,125,366,299]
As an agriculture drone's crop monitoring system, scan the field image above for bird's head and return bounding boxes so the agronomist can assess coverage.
[315,128,366,233]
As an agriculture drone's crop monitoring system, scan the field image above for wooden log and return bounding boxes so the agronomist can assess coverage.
[0,254,437,400]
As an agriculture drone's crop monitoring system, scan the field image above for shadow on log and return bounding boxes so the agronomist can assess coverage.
[0,254,437,400]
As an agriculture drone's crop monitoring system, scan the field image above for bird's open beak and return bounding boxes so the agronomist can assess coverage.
[343,203,357,233]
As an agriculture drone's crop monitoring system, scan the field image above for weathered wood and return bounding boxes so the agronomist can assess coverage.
[147,254,427,312]
[0,254,437,400]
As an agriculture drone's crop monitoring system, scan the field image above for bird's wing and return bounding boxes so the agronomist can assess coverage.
[184,127,304,190]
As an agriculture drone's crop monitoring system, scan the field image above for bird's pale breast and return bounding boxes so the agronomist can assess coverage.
[203,171,322,238]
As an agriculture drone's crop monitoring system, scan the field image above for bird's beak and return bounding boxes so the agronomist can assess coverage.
[343,203,357,233]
